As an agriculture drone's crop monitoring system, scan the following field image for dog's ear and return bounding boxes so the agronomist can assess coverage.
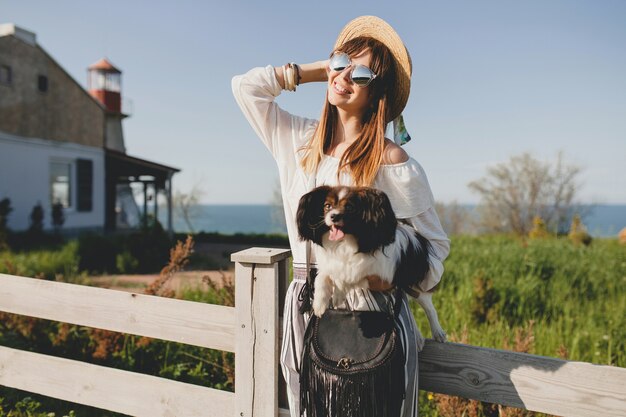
[296,186,331,245]
[356,188,397,253]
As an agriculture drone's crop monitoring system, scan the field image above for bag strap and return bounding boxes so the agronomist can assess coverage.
[297,171,318,315]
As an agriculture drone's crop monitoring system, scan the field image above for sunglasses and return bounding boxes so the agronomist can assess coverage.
[329,52,378,87]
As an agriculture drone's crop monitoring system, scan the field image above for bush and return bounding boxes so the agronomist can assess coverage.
[124,224,171,274]
[0,395,76,417]
[568,214,592,246]
[190,231,289,246]
[528,216,549,239]
[6,230,64,252]
[29,203,44,234]
[0,240,82,282]
[77,233,118,274]
[52,202,65,232]
[116,251,139,274]
[77,225,172,275]
[0,197,12,250]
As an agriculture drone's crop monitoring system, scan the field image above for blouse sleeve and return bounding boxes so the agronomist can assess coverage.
[231,65,317,162]
[376,158,450,293]
[405,207,450,292]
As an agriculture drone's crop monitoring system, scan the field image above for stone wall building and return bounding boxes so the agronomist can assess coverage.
[0,23,178,233]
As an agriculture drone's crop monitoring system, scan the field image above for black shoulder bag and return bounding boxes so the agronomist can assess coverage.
[299,243,406,417]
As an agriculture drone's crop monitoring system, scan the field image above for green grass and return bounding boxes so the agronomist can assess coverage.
[0,240,85,283]
[1,234,624,416]
[412,236,625,367]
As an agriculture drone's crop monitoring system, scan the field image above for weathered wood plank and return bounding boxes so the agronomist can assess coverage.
[0,273,235,351]
[419,339,626,417]
[231,248,292,265]
[277,258,291,410]
[0,345,234,417]
[235,261,254,417]
[253,263,280,417]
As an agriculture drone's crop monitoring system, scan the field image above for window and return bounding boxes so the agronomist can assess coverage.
[0,65,11,85]
[38,75,48,92]
[50,162,72,208]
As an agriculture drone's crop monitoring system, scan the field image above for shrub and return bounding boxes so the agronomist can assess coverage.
[568,214,592,246]
[124,224,171,273]
[0,240,81,282]
[528,216,549,239]
[52,202,65,233]
[0,197,12,249]
[0,198,12,230]
[77,233,118,274]
[76,223,172,275]
[29,203,44,234]
[0,395,76,417]
[116,251,139,274]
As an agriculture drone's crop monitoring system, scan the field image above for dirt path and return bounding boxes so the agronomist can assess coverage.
[90,270,234,294]
[88,241,283,294]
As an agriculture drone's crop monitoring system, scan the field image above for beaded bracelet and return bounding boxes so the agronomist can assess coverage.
[293,63,302,86]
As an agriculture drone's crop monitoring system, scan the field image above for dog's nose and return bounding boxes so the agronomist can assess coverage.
[330,213,342,222]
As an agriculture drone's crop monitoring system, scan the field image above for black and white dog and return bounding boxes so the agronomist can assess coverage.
[296,185,446,345]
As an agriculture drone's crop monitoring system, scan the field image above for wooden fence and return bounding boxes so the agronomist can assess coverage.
[0,247,625,417]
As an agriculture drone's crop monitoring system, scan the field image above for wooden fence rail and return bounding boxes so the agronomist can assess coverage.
[0,247,625,417]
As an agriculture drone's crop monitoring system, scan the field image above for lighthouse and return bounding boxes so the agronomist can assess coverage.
[88,58,127,152]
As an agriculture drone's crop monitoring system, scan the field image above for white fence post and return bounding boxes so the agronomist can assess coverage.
[232,248,291,417]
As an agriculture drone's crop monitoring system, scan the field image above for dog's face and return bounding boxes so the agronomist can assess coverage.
[296,186,397,253]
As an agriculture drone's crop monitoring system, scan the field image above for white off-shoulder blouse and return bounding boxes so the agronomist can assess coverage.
[232,65,450,292]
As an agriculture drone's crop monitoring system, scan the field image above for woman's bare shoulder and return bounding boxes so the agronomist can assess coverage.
[383,139,409,164]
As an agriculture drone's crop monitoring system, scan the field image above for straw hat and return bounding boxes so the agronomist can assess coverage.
[334,16,412,123]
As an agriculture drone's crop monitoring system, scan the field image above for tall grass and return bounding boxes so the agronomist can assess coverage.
[0,241,84,283]
[412,236,625,367]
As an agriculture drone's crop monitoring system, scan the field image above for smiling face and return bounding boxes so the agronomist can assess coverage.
[327,49,374,118]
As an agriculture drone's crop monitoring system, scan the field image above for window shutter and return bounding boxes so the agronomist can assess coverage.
[77,159,93,212]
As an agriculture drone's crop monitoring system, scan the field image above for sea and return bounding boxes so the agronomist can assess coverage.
[163,204,626,238]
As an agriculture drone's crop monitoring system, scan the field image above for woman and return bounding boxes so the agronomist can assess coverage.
[232,16,450,417]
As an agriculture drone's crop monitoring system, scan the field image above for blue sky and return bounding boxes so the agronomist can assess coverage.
[2,0,625,204]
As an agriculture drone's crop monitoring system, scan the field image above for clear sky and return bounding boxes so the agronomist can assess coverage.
[2,0,625,204]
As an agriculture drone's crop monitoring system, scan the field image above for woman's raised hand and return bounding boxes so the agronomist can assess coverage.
[274,60,329,89]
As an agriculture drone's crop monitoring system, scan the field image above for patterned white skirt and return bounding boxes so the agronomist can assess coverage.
[280,267,420,417]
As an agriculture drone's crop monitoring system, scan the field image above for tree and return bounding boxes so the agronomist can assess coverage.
[468,152,583,235]
[173,180,206,233]
[434,200,473,236]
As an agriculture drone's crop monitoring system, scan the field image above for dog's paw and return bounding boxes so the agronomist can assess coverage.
[312,298,327,318]
[431,326,447,343]
[415,329,426,352]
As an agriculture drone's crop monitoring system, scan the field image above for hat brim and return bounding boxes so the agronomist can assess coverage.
[334,16,411,122]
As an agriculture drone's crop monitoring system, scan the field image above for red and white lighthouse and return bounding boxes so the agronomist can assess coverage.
[88,58,122,113]
[87,58,126,152]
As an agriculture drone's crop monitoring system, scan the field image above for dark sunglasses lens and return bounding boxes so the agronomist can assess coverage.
[351,65,374,86]
[330,53,350,71]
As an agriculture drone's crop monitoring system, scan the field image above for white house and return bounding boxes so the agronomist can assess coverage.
[0,23,179,233]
